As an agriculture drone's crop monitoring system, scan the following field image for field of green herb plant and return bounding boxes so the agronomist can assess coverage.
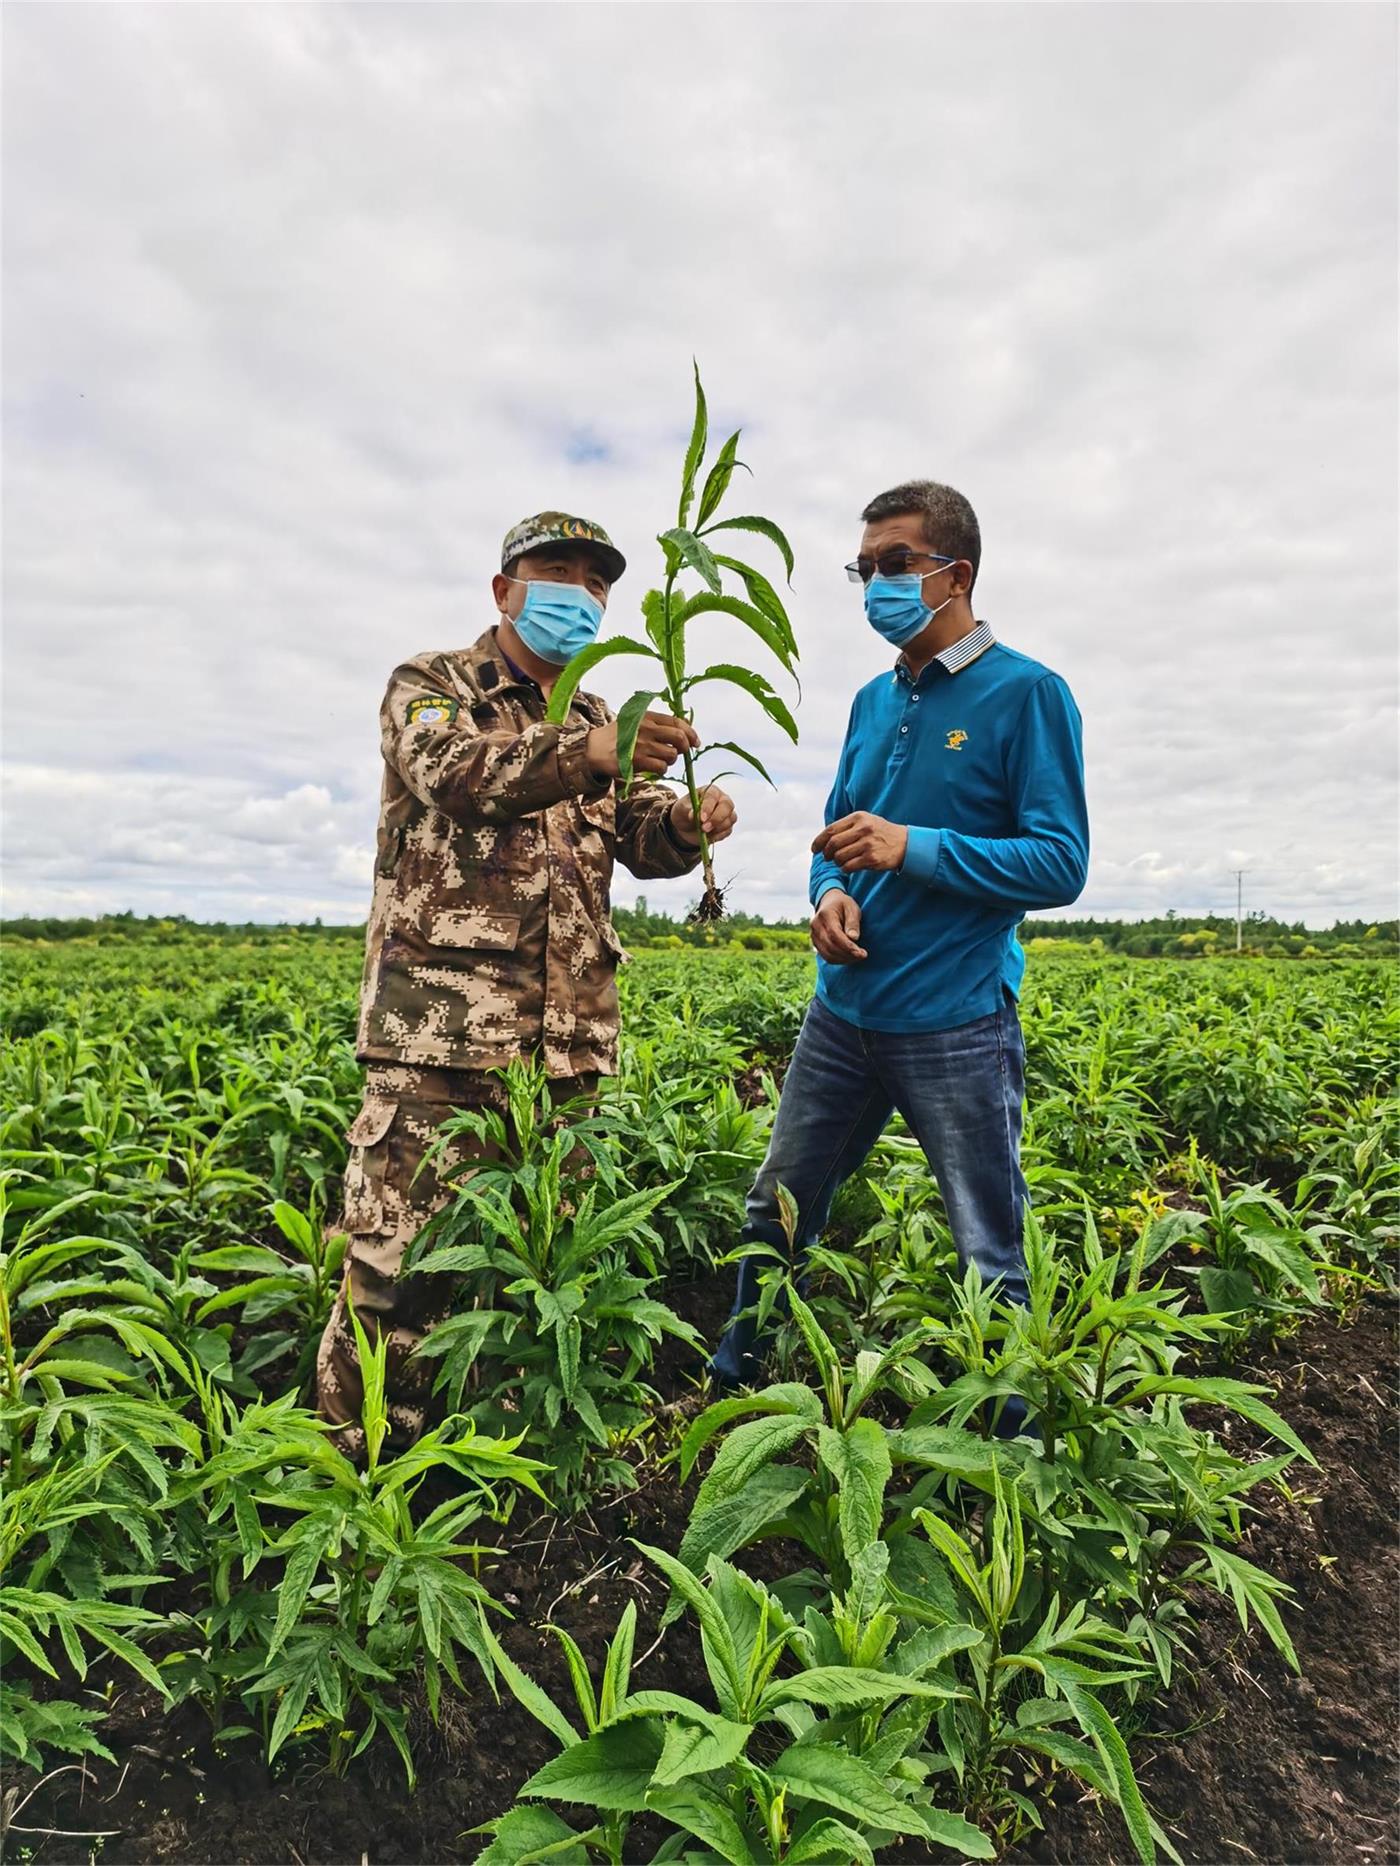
[0,933,1395,1864]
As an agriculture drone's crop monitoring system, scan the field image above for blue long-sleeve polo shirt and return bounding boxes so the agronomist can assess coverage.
[810,624,1089,1033]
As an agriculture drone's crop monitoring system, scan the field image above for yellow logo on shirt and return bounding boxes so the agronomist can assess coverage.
[945,729,969,750]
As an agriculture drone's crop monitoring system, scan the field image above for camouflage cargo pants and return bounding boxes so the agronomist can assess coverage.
[315,1062,595,1460]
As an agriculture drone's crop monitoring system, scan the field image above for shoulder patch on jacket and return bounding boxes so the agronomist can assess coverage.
[405,695,459,728]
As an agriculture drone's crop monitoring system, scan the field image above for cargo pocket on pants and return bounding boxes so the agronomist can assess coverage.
[340,1096,399,1234]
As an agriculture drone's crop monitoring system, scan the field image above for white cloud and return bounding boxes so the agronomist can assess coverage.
[3,3,1396,929]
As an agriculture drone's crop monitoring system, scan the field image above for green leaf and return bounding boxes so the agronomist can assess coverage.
[548,1623,600,1730]
[193,1244,291,1274]
[706,558,796,656]
[615,689,661,788]
[914,1806,999,1860]
[1126,1375,1315,1464]
[673,591,796,677]
[785,1285,841,1400]
[646,1782,759,1865]
[266,1662,318,1763]
[783,1820,876,1866]
[682,664,798,742]
[650,1712,753,1786]
[889,1424,1001,1478]
[816,1418,892,1564]
[697,740,776,788]
[195,1274,302,1321]
[771,1742,994,1854]
[608,1690,740,1732]
[913,1508,987,1611]
[691,1413,811,1510]
[480,1622,580,1749]
[679,1384,822,1478]
[556,1314,581,1405]
[474,1806,593,1866]
[1056,1678,1155,1866]
[674,1464,810,1599]
[642,587,672,659]
[696,429,747,526]
[543,637,658,726]
[1139,1208,1208,1267]
[599,1600,637,1723]
[1193,1544,1300,1673]
[1240,1225,1321,1299]
[268,1528,327,1659]
[520,1722,664,1811]
[271,1199,316,1255]
[890,1622,984,1676]
[701,514,795,583]
[678,362,709,528]
[635,1543,741,1708]
[1199,1265,1262,1317]
[763,1666,960,1710]
[659,527,723,596]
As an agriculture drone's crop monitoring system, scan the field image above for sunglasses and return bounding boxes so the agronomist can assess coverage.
[844,550,956,586]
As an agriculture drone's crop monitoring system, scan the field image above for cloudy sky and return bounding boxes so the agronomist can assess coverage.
[5,3,1396,928]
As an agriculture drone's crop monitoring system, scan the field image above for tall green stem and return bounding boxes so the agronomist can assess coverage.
[0,1278,20,1413]
[0,1277,24,1490]
[661,566,716,898]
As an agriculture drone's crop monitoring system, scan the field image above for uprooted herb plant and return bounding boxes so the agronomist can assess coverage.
[546,364,799,920]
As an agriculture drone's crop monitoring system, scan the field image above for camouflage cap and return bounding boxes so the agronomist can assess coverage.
[501,512,626,585]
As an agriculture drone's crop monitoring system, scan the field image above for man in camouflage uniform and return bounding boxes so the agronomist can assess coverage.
[317,513,737,1456]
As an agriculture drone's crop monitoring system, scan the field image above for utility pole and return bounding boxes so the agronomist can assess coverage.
[1233,870,1246,951]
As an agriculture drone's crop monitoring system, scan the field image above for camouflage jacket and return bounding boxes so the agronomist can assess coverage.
[356,625,701,1077]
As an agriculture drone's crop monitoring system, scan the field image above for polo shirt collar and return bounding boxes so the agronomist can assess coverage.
[894,619,996,685]
[466,624,543,696]
[465,625,606,724]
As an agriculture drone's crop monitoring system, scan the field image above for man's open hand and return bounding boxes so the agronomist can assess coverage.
[811,812,908,874]
[810,889,868,963]
[586,712,699,780]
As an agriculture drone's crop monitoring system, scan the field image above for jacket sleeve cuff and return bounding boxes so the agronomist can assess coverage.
[900,826,942,886]
[661,802,699,856]
[556,723,612,799]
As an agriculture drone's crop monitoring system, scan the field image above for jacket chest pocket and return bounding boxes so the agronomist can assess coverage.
[424,910,521,954]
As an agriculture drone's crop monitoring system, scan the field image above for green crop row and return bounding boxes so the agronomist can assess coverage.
[0,937,1395,1862]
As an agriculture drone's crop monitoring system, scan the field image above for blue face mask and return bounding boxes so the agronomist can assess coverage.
[507,577,605,666]
[863,572,956,648]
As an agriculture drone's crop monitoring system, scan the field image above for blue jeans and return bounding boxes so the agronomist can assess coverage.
[710,993,1030,1391]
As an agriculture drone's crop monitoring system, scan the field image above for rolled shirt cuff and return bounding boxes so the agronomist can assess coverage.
[661,801,699,855]
[900,826,942,885]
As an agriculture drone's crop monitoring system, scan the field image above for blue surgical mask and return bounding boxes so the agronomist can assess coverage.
[863,571,956,648]
[507,577,605,666]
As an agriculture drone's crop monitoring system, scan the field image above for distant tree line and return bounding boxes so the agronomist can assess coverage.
[4,905,1395,960]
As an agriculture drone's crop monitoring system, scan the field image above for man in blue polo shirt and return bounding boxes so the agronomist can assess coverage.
[710,480,1088,1409]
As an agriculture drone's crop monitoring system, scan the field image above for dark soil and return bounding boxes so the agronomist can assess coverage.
[5,1473,706,1866]
[7,1301,1396,1866]
[1011,1297,1400,1866]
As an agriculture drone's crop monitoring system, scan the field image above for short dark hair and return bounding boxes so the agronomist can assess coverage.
[861,480,981,587]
